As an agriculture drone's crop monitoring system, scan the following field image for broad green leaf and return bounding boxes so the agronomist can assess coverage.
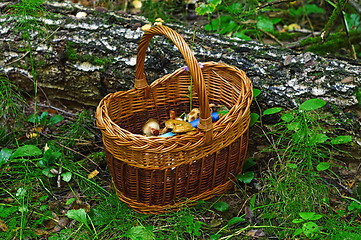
[299,99,326,111]
[12,145,42,159]
[61,172,72,182]
[250,194,257,210]
[214,201,229,212]
[39,195,49,201]
[210,234,221,240]
[48,115,64,125]
[26,113,40,123]
[233,31,252,41]
[281,113,294,122]
[292,218,304,223]
[0,148,13,166]
[348,202,361,211]
[305,4,325,14]
[16,188,26,198]
[236,171,254,184]
[40,112,48,125]
[287,163,297,169]
[66,198,76,206]
[299,212,322,220]
[227,217,244,226]
[302,221,319,238]
[125,225,155,240]
[331,135,352,145]
[42,168,56,178]
[19,206,28,213]
[43,150,62,166]
[209,0,222,5]
[253,89,261,98]
[263,107,282,116]
[218,20,238,35]
[249,113,259,127]
[66,209,87,225]
[310,133,329,144]
[196,3,216,15]
[40,205,48,211]
[257,16,274,32]
[316,162,330,171]
[242,158,256,171]
[293,228,303,237]
[287,122,301,131]
[225,2,241,14]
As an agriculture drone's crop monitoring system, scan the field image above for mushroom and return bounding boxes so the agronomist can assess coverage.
[165,119,195,133]
[188,108,200,122]
[169,110,183,121]
[142,119,160,137]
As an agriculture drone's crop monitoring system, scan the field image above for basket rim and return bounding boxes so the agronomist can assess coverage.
[96,62,253,152]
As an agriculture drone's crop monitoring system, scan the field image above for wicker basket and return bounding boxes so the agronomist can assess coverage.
[96,25,253,214]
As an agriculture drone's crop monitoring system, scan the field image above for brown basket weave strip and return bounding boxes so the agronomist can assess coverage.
[96,25,253,214]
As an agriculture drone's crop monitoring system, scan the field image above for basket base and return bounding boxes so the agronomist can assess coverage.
[113,179,236,214]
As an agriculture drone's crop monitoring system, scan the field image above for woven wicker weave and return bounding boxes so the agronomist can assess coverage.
[96,25,253,214]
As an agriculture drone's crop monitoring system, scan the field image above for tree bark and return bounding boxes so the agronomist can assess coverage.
[1,2,360,126]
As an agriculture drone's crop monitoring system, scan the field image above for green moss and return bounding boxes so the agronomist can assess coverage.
[66,41,78,61]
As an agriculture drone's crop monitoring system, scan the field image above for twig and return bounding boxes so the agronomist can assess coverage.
[258,28,283,46]
[256,0,294,10]
[57,163,63,188]
[35,103,77,117]
[57,142,100,168]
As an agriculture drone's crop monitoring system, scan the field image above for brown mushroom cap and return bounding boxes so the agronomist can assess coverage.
[188,108,200,122]
[165,119,195,133]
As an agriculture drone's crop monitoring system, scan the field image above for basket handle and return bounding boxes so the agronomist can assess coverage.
[135,25,213,144]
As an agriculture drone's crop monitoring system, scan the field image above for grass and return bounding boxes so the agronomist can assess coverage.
[1,0,361,239]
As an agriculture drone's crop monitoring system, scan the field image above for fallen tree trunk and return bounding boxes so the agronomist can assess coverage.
[1,2,361,132]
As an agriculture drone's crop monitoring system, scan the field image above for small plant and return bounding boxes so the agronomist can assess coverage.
[292,212,323,239]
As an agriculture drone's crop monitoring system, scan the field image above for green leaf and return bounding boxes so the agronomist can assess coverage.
[125,225,155,240]
[287,163,297,169]
[66,209,88,225]
[12,145,42,159]
[249,113,259,127]
[196,3,216,15]
[299,212,322,220]
[310,133,329,144]
[292,218,304,223]
[39,195,49,201]
[61,172,72,182]
[331,135,352,145]
[242,158,256,171]
[281,113,294,122]
[227,217,244,226]
[233,31,252,41]
[236,171,254,184]
[40,111,48,125]
[293,228,303,237]
[214,201,229,212]
[316,162,330,171]
[305,4,325,14]
[299,99,326,111]
[42,168,56,178]
[0,148,13,166]
[287,122,301,131]
[263,107,282,116]
[253,89,261,98]
[218,20,238,35]
[16,187,26,198]
[257,16,274,32]
[66,198,76,206]
[26,113,40,123]
[302,221,319,238]
[48,115,64,125]
[210,234,221,240]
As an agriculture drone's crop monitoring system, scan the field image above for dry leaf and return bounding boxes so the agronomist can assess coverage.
[88,170,99,179]
[0,219,8,232]
[246,229,266,238]
[34,229,49,236]
[209,219,222,228]
[245,206,255,223]
[341,76,353,83]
